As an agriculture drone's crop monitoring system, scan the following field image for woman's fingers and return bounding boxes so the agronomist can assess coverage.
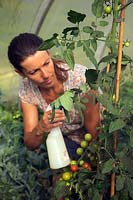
[41,109,65,132]
[47,110,66,123]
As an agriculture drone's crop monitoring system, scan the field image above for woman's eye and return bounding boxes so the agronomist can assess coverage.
[44,61,50,66]
[28,69,38,75]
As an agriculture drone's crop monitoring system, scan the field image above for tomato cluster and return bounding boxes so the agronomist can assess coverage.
[60,133,94,200]
[60,133,95,199]
[76,133,92,156]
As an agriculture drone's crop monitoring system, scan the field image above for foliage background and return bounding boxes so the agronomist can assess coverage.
[0,0,133,199]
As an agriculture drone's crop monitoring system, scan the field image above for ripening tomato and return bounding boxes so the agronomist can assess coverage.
[59,197,65,200]
[82,162,92,171]
[70,165,78,172]
[62,172,71,181]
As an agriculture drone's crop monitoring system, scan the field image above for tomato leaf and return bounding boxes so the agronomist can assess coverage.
[83,26,93,34]
[59,91,74,111]
[102,159,114,174]
[38,34,58,50]
[127,178,133,199]
[82,40,98,69]
[91,30,104,38]
[63,108,70,123]
[62,27,79,37]
[99,20,109,27]
[92,0,104,18]
[85,69,99,84]
[63,48,75,70]
[109,119,126,133]
[74,101,84,125]
[79,83,88,93]
[91,39,97,51]
[54,180,68,199]
[98,53,117,65]
[116,175,125,191]
[92,189,102,200]
[67,10,86,24]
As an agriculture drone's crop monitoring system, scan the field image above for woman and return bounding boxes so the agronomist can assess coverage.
[8,33,100,158]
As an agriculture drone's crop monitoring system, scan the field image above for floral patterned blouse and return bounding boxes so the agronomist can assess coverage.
[19,63,89,143]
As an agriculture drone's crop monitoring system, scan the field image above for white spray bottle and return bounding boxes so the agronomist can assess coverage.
[46,104,70,169]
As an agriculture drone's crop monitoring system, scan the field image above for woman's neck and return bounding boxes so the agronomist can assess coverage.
[39,81,64,104]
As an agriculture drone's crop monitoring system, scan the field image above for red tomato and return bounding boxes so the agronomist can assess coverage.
[70,165,78,172]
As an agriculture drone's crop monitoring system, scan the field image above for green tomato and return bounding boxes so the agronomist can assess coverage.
[65,182,70,186]
[112,94,115,101]
[87,152,92,158]
[104,6,112,14]
[92,143,99,150]
[79,160,85,166]
[64,198,70,200]
[84,133,92,142]
[76,147,84,155]
[70,160,77,165]
[80,140,88,148]
[124,41,130,47]
[90,156,95,161]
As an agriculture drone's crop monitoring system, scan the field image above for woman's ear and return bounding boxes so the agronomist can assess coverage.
[15,69,25,77]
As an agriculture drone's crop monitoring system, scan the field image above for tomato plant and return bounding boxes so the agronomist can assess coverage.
[40,0,132,199]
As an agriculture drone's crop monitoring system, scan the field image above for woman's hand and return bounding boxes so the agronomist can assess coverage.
[37,109,66,134]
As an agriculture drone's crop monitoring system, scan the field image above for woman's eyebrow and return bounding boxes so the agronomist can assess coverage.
[42,57,50,65]
[22,57,51,73]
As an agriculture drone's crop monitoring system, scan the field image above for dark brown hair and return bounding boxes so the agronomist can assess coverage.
[8,33,68,82]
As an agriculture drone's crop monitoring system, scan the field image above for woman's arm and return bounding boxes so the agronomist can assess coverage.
[83,90,101,139]
[21,101,45,150]
[20,101,65,150]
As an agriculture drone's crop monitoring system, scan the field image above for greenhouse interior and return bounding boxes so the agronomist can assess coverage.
[0,0,133,199]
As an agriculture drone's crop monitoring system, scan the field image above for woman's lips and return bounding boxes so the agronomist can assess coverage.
[42,78,52,85]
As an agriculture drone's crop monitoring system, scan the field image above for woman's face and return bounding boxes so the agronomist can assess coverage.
[20,51,57,89]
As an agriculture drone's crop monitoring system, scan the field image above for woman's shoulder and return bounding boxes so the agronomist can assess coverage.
[66,63,87,89]
[19,78,38,104]
[74,63,87,73]
[19,78,32,93]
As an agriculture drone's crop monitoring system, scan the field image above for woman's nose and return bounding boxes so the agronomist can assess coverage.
[40,67,48,78]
